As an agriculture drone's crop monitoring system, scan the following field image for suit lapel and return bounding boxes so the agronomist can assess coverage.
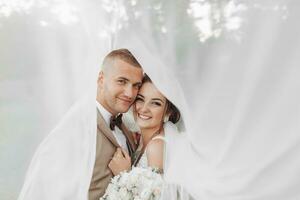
[97,110,120,148]
[119,123,137,164]
[97,109,137,160]
[120,123,137,151]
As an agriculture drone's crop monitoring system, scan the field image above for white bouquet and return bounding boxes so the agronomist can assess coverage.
[100,167,163,200]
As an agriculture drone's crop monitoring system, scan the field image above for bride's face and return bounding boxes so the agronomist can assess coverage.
[133,82,167,131]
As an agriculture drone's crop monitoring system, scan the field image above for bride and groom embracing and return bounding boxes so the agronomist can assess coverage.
[19,49,181,200]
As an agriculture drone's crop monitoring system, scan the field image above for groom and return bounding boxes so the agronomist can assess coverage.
[18,49,143,200]
[89,49,143,199]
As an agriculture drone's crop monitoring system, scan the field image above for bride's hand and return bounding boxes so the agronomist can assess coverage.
[108,148,131,176]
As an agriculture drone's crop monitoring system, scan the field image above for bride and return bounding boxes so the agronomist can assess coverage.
[108,74,180,174]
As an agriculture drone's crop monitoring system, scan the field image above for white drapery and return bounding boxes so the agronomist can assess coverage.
[1,0,300,199]
[115,1,300,199]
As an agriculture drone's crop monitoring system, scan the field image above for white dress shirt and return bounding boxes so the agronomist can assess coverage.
[96,101,128,152]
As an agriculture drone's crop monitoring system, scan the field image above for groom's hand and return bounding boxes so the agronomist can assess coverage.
[108,148,131,176]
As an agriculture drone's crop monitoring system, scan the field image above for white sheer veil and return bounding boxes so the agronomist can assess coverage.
[1,0,112,198]
[113,1,300,199]
[2,0,300,199]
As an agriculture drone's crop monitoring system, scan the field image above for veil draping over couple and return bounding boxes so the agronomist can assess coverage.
[2,0,300,199]
[18,47,184,200]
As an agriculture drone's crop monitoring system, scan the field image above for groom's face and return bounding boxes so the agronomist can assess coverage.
[97,58,143,116]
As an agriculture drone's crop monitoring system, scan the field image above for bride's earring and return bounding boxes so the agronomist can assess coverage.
[163,115,169,123]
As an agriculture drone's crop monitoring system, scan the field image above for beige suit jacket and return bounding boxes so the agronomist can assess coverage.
[88,110,136,200]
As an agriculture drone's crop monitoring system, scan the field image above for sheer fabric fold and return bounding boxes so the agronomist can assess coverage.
[2,0,300,199]
[18,94,97,199]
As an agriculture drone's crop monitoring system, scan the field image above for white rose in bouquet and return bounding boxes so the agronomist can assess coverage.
[100,167,163,200]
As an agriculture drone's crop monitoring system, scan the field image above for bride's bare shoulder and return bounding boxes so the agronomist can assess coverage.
[145,137,165,169]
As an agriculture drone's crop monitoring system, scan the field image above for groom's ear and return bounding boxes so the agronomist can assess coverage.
[97,71,104,85]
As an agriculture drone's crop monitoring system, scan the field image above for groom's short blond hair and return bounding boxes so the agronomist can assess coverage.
[102,48,142,69]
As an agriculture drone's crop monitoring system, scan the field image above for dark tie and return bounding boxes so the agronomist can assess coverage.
[109,114,135,161]
[109,114,123,131]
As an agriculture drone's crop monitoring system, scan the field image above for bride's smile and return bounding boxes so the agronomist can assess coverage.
[133,82,167,130]
[137,113,151,120]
